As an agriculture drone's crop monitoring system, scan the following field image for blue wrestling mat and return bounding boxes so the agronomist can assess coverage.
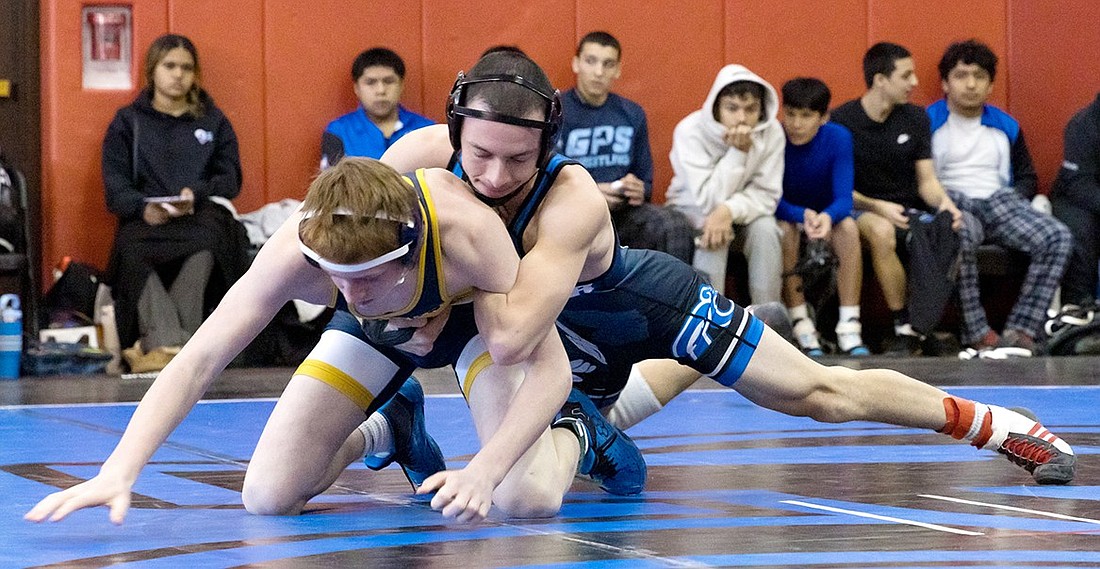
[3,385,1098,567]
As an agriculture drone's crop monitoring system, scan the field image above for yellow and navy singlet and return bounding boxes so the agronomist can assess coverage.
[331,169,473,345]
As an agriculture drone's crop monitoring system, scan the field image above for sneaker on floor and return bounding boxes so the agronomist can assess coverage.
[747,302,793,343]
[793,317,823,357]
[984,405,1075,485]
[835,319,869,356]
[1045,303,1095,336]
[122,341,178,373]
[554,388,646,495]
[842,344,871,356]
[999,329,1036,356]
[885,333,922,356]
[363,377,446,490]
[121,341,144,372]
[960,329,1024,360]
[971,329,1001,352]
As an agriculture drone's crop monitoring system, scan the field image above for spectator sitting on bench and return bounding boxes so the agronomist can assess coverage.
[102,34,249,372]
[665,64,785,302]
[320,47,433,166]
[831,42,963,355]
[1051,92,1100,312]
[928,39,1072,356]
[777,77,869,357]
[558,31,694,264]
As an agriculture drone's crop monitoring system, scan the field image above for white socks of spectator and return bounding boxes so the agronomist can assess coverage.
[836,305,864,353]
[606,366,664,430]
[789,304,821,351]
[358,414,395,461]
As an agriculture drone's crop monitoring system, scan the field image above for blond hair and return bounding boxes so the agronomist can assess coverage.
[298,158,419,265]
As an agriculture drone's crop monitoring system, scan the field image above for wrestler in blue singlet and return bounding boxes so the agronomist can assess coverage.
[449,152,767,407]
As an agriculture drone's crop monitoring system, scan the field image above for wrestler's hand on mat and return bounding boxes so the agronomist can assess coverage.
[417,468,493,523]
[24,474,133,525]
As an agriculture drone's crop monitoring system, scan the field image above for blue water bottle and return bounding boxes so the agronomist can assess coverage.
[0,294,22,379]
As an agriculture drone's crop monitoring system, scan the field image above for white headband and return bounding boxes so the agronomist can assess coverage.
[298,208,416,274]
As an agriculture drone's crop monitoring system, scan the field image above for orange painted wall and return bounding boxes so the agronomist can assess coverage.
[40,0,1100,285]
[1007,0,1100,200]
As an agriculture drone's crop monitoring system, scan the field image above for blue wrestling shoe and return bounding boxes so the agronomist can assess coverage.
[553,388,647,495]
[363,377,446,490]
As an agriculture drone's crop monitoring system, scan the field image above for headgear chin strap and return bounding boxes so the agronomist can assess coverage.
[298,208,418,274]
[469,169,539,208]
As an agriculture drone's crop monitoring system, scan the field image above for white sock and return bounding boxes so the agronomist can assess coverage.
[895,322,916,337]
[605,366,663,430]
[835,306,864,352]
[358,413,395,460]
[788,304,821,349]
[789,303,810,322]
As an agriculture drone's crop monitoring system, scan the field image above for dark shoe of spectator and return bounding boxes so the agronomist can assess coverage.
[1045,303,1095,337]
[920,332,960,357]
[999,329,1036,357]
[885,333,922,356]
[971,329,1001,352]
[959,330,1004,360]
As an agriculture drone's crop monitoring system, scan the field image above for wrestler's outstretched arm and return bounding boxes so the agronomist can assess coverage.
[24,213,333,524]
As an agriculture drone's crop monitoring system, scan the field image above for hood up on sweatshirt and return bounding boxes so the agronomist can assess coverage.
[696,64,780,147]
[666,64,786,228]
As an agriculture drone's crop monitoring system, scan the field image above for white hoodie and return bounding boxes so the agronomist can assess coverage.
[665,64,785,228]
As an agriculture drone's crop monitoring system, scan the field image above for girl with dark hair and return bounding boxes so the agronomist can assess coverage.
[102,33,249,371]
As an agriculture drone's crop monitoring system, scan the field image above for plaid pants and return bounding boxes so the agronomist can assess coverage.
[951,189,1072,343]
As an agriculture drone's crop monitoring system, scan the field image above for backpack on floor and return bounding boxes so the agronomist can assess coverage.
[1045,303,1100,355]
[42,259,103,327]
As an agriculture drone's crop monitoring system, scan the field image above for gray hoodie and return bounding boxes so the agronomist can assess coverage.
[665,64,785,228]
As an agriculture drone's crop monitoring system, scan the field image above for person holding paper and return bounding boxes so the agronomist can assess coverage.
[101,33,249,371]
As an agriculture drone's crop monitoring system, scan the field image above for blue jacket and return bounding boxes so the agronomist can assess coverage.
[927,99,1038,198]
[321,105,434,165]
[558,89,654,200]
